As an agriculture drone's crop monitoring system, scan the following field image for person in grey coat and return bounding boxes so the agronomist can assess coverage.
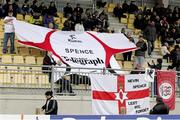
[143,21,156,56]
[134,35,147,69]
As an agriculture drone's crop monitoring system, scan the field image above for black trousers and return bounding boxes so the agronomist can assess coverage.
[56,78,73,93]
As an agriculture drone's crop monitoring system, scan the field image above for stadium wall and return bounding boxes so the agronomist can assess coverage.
[0,95,180,115]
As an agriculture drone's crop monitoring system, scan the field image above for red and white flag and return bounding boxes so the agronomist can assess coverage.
[13,20,136,71]
[90,74,150,115]
[157,70,176,110]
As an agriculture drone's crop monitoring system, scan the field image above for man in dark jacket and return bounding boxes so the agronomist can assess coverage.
[148,58,162,70]
[42,52,56,83]
[150,96,169,114]
[143,21,156,56]
[113,3,123,21]
[42,91,58,115]
[63,3,73,17]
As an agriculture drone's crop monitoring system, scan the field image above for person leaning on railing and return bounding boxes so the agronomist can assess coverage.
[42,51,56,83]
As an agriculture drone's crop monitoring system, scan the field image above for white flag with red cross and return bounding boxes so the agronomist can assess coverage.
[90,74,150,115]
[13,20,137,72]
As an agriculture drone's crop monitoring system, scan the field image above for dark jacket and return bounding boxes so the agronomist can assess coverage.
[42,54,56,82]
[150,102,169,114]
[148,63,162,70]
[135,41,147,57]
[42,97,58,115]
[42,54,56,72]
[144,25,156,41]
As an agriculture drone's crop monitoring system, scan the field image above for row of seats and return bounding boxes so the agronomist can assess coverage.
[15,13,66,30]
[0,73,49,85]
[107,3,148,12]
[1,54,43,65]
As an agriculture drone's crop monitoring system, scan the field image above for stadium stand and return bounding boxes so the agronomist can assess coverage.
[0,0,179,98]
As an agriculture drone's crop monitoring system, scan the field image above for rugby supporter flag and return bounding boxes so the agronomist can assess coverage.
[13,20,136,71]
[90,74,150,115]
[157,70,176,110]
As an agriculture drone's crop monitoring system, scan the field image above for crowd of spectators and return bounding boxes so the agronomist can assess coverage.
[113,1,180,70]
[0,0,111,32]
[63,3,110,32]
[113,1,179,46]
[0,0,58,28]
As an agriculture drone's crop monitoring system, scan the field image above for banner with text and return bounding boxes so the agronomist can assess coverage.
[1,115,180,120]
[90,74,150,115]
[157,70,176,110]
[13,20,136,71]
[50,115,180,120]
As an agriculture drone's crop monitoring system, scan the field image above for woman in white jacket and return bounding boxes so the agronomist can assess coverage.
[75,21,85,32]
[161,43,170,62]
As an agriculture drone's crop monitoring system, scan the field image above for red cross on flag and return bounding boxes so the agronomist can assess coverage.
[90,74,150,115]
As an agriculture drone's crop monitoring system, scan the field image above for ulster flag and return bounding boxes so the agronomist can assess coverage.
[90,74,150,115]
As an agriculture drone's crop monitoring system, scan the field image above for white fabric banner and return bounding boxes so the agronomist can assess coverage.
[90,74,150,115]
[13,20,136,71]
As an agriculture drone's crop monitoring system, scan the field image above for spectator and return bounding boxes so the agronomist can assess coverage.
[161,42,170,62]
[168,28,178,45]
[148,58,162,70]
[75,21,85,32]
[128,1,138,14]
[168,45,180,70]
[160,16,169,29]
[42,52,56,83]
[29,12,42,25]
[30,0,40,14]
[56,74,75,95]
[41,91,58,115]
[96,14,109,32]
[134,15,144,30]
[176,47,180,71]
[42,52,75,95]
[0,4,4,18]
[2,10,16,54]
[123,32,134,61]
[63,3,73,18]
[43,12,54,28]
[82,9,93,30]
[134,35,147,69]
[150,96,169,114]
[62,20,72,31]
[12,0,20,17]
[154,16,161,38]
[48,22,55,29]
[3,0,12,17]
[74,3,83,16]
[143,21,156,56]
[38,2,47,16]
[122,0,129,13]
[21,0,30,18]
[167,12,174,25]
[113,3,123,21]
[69,11,81,29]
[96,0,106,8]
[48,1,58,17]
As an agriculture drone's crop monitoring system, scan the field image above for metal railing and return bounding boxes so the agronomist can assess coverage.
[0,64,180,97]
